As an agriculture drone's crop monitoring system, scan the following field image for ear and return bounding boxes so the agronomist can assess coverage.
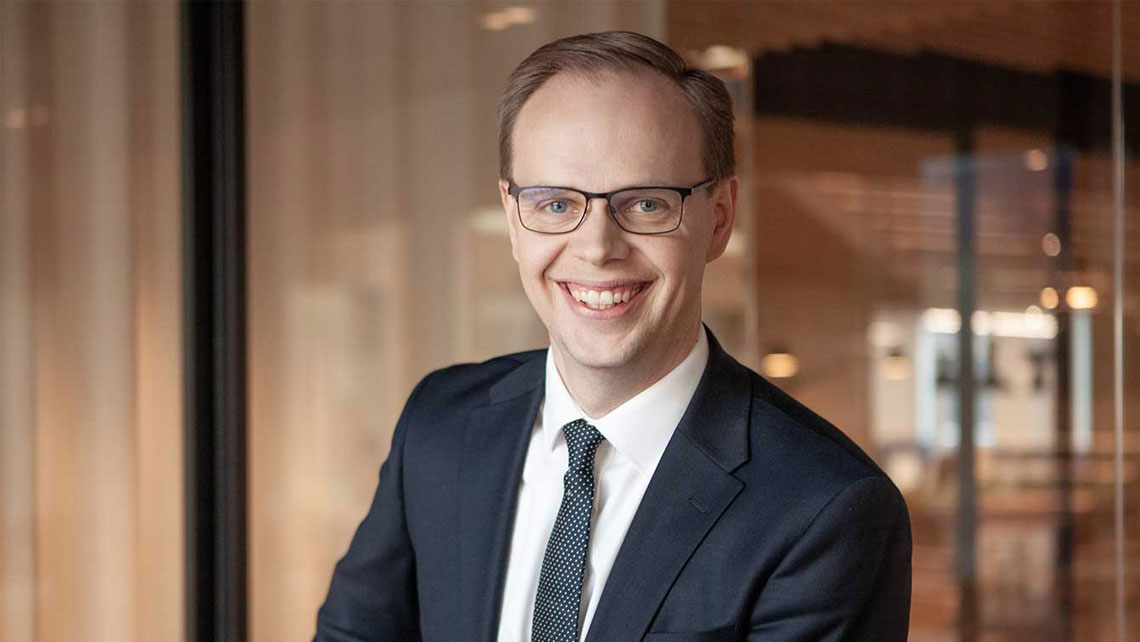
[500,179,520,262]
[705,175,738,263]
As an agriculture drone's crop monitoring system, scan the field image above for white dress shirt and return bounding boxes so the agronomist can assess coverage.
[495,327,710,642]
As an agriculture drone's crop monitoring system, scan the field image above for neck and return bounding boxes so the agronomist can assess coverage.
[552,321,702,418]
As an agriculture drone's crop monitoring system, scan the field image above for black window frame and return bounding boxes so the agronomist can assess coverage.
[182,2,247,641]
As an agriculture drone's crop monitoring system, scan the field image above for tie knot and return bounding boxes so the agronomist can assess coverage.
[561,418,604,469]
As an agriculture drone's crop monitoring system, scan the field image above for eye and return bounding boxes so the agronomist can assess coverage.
[544,200,571,214]
[634,199,660,212]
[623,198,669,215]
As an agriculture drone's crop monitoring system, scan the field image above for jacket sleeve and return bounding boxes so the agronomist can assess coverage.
[746,476,912,642]
[313,373,433,642]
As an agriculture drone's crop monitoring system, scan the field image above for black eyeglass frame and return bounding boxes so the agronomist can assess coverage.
[507,177,717,235]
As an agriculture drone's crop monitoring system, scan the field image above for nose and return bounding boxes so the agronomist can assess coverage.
[569,196,629,265]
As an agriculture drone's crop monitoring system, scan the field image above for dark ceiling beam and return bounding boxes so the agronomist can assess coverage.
[753,43,1139,155]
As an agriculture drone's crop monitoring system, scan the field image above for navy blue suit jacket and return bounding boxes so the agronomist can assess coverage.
[315,329,911,641]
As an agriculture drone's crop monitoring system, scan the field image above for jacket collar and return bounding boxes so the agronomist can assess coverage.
[486,324,750,472]
[674,325,752,473]
[488,349,544,405]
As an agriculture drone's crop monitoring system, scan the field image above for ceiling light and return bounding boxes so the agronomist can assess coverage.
[761,352,798,379]
[479,6,535,31]
[921,307,1056,339]
[500,6,534,24]
[1024,149,1048,172]
[1066,286,1098,310]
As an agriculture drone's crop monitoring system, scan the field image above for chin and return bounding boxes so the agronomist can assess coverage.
[554,325,645,371]
[561,343,629,370]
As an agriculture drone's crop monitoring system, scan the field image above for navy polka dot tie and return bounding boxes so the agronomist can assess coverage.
[530,419,605,642]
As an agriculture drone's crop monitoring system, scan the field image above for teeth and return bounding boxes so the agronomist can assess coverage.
[567,285,642,310]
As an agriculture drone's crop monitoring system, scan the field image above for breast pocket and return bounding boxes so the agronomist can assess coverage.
[643,624,737,642]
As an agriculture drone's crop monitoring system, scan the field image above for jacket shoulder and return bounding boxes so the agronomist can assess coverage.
[413,347,545,412]
[734,367,908,555]
[745,368,892,490]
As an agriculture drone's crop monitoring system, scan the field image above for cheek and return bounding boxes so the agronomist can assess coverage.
[639,238,703,287]
[678,231,713,281]
[515,237,563,281]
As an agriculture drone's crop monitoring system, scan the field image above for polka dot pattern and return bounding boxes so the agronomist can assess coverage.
[530,419,605,642]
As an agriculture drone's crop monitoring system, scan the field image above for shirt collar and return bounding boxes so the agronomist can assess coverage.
[542,326,709,475]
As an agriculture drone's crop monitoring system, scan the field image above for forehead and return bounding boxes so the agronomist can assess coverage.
[511,70,705,189]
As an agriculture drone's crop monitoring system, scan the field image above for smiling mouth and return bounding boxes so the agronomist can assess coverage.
[560,282,650,310]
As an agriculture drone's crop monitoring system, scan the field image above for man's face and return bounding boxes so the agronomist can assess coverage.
[499,70,736,376]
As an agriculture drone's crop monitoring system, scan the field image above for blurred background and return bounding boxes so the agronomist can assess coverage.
[1,1,1137,641]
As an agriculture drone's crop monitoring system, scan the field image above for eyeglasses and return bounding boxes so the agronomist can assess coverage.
[507,177,716,235]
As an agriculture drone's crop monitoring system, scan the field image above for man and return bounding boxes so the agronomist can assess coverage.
[315,31,911,642]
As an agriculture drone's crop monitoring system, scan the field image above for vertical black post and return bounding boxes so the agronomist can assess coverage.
[954,128,979,642]
[182,2,247,642]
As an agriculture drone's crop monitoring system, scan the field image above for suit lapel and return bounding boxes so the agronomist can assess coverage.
[457,354,545,642]
[584,329,753,642]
